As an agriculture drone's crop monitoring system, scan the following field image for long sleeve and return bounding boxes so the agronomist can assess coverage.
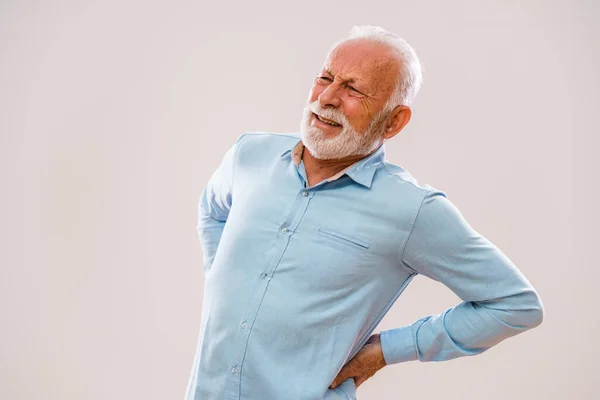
[379,189,545,365]
[196,136,241,273]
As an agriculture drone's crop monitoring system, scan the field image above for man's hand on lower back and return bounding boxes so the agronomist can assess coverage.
[329,333,387,390]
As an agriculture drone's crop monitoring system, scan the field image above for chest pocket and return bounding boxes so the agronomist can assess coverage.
[317,228,370,250]
[315,227,372,261]
[294,225,374,292]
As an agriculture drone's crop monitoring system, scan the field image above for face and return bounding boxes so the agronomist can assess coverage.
[299,99,390,160]
[300,39,401,160]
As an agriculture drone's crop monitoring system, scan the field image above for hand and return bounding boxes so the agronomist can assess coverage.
[329,333,387,390]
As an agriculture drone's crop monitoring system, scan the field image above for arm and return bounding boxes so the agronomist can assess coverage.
[379,189,545,364]
[196,136,241,273]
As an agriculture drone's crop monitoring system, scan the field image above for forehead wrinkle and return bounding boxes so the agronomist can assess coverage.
[324,50,399,97]
[325,67,361,82]
[324,66,372,92]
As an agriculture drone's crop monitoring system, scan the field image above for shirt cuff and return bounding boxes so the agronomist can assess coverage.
[379,325,419,365]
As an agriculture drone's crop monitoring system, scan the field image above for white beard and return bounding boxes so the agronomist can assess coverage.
[299,101,388,160]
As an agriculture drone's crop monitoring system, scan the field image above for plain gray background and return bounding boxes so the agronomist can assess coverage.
[1,0,597,399]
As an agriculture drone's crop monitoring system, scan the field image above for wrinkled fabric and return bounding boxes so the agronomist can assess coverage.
[185,132,544,400]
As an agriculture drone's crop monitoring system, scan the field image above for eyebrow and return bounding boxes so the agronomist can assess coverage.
[324,68,369,92]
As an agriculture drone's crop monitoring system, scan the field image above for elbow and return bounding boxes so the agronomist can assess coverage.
[495,290,544,331]
[527,292,544,329]
[520,290,544,330]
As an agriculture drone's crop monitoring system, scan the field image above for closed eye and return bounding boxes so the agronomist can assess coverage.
[347,85,364,95]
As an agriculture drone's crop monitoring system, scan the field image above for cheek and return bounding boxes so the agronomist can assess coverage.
[343,102,369,131]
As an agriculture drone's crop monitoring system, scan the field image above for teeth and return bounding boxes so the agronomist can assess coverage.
[317,114,340,126]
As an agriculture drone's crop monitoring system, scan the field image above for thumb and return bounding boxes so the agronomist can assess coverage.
[354,375,367,387]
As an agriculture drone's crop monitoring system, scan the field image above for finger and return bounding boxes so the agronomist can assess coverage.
[354,376,366,388]
[329,375,344,390]
[329,368,352,389]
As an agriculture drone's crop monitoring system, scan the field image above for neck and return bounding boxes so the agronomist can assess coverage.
[301,145,373,186]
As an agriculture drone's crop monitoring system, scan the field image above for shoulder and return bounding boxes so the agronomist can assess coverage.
[377,161,467,233]
[237,131,300,147]
[377,160,447,200]
[234,131,300,164]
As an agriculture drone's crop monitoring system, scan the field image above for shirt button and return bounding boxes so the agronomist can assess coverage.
[281,227,288,233]
[241,321,248,329]
[302,191,309,197]
[260,272,268,279]
[231,365,238,373]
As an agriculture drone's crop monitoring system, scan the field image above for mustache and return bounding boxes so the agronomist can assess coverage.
[307,102,347,126]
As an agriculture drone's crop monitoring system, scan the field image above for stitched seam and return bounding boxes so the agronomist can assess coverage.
[382,162,431,191]
[397,189,430,274]
[231,133,252,204]
[317,228,370,249]
[337,386,352,400]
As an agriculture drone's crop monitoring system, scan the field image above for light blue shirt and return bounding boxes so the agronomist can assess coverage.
[185,132,544,400]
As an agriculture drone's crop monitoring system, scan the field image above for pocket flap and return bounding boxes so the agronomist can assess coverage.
[317,227,370,249]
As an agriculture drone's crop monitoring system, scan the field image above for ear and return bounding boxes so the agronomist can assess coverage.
[383,105,412,140]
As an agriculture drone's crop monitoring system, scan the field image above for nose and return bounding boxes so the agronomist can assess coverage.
[318,82,342,108]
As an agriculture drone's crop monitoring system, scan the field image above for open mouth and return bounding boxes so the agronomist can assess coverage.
[313,112,342,127]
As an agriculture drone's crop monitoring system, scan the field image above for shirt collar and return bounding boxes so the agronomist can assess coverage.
[280,138,386,188]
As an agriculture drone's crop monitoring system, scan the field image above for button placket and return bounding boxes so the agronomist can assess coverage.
[224,182,315,398]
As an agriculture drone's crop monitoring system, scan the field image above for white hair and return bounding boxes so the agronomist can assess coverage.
[329,25,423,108]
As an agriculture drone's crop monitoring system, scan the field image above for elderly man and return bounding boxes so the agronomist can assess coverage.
[185,25,544,400]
